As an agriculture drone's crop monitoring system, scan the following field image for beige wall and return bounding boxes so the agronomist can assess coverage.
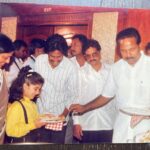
[1,17,17,41]
[92,12,118,64]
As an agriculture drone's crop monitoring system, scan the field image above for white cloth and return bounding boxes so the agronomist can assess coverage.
[23,55,35,70]
[6,57,23,88]
[102,51,150,143]
[71,57,116,131]
[35,54,79,117]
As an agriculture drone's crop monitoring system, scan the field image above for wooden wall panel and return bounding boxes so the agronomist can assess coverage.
[17,25,54,44]
[54,25,88,45]
[19,13,92,25]
[17,12,92,43]
[125,10,150,50]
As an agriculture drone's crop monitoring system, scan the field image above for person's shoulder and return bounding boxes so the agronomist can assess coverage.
[8,101,21,111]
[36,54,48,62]
[63,56,77,67]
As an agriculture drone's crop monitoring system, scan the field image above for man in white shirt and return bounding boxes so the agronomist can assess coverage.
[35,34,79,143]
[23,38,45,70]
[72,39,116,143]
[70,27,150,143]
[0,33,14,144]
[69,34,88,143]
[70,34,88,68]
[6,40,27,87]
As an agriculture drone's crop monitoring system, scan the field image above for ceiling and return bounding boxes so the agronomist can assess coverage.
[0,3,128,17]
[0,0,150,8]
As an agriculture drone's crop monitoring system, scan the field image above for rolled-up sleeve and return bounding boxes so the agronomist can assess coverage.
[102,67,117,98]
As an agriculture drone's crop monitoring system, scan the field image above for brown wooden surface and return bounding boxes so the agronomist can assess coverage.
[17,12,92,43]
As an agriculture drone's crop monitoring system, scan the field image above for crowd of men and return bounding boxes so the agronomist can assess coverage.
[0,27,150,144]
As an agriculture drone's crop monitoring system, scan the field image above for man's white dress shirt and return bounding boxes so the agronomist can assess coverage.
[71,57,116,131]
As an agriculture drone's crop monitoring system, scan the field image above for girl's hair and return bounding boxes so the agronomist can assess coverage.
[9,66,44,103]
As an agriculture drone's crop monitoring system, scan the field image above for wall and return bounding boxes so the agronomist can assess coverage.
[92,12,118,64]
[1,17,17,41]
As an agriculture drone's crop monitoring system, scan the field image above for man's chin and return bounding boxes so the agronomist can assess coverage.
[71,52,77,57]
[51,63,60,68]
[126,59,136,65]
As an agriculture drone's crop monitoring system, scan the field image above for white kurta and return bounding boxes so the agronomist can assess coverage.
[71,57,116,131]
[102,51,150,143]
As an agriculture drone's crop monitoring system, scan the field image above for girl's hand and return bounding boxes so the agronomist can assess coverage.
[58,114,65,121]
[40,113,56,118]
[42,113,56,118]
[34,118,47,128]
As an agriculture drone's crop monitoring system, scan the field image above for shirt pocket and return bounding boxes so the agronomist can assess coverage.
[136,80,150,106]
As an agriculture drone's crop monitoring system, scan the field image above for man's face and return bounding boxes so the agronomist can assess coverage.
[15,46,28,59]
[35,47,45,57]
[0,52,13,68]
[70,38,82,56]
[48,50,63,68]
[119,37,141,65]
[84,47,101,66]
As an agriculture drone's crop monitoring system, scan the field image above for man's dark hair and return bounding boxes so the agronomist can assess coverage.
[0,33,14,53]
[83,39,101,54]
[45,34,68,56]
[13,40,27,51]
[145,42,150,52]
[72,34,88,53]
[29,38,45,55]
[116,27,141,44]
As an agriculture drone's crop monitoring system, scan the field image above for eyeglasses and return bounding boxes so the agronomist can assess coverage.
[85,51,99,59]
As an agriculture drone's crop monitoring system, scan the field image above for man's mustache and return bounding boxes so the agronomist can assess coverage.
[125,57,134,60]
[71,50,76,53]
[89,59,97,62]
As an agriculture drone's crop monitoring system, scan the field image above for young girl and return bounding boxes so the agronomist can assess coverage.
[6,66,47,143]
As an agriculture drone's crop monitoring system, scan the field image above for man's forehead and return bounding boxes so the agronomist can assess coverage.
[86,47,99,54]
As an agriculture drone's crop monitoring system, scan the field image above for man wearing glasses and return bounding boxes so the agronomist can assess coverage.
[72,39,116,143]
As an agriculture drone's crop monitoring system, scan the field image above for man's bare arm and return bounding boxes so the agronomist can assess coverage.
[69,95,111,114]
